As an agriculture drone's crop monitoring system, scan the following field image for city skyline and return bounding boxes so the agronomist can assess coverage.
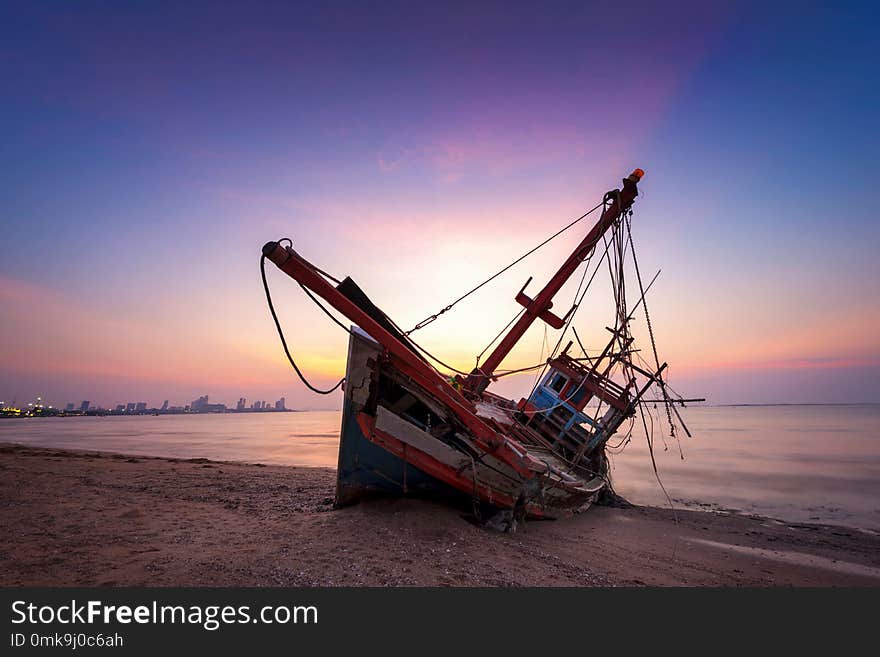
[2,393,291,414]
[1,2,878,409]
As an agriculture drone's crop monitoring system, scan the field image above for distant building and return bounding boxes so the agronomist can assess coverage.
[65,403,74,412]
[115,404,125,412]
[275,397,286,411]
[191,395,225,413]
[80,401,90,412]
[161,400,169,411]
[135,402,147,412]
[236,397,246,411]
[126,402,136,412]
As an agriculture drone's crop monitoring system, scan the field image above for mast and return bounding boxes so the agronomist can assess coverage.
[463,168,644,395]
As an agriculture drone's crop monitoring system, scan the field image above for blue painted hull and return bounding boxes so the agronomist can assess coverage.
[332,326,607,518]
[335,388,464,505]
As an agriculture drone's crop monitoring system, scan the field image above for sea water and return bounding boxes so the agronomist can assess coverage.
[2,405,878,531]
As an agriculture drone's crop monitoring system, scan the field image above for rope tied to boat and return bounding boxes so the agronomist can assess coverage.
[260,243,345,395]
[404,200,605,335]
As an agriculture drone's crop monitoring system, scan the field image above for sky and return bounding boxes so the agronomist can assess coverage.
[1,0,878,410]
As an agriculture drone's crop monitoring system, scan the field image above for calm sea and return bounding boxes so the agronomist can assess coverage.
[2,405,878,531]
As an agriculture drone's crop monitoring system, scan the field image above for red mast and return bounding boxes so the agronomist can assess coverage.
[463,168,644,395]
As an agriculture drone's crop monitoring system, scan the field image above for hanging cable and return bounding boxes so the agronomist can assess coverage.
[260,253,345,395]
[638,398,679,524]
[525,205,617,405]
[476,307,526,368]
[571,327,595,367]
[405,200,605,335]
[625,214,677,442]
[298,283,354,336]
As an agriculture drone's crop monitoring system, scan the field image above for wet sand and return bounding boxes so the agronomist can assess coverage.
[1,443,878,587]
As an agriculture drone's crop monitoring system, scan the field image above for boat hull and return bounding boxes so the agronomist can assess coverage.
[334,328,607,520]
[335,385,466,506]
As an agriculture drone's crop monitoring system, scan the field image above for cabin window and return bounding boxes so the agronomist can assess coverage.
[549,373,568,393]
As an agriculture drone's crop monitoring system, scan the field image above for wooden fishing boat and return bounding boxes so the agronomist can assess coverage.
[261,168,690,527]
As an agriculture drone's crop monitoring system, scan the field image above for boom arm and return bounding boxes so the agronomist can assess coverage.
[463,168,644,395]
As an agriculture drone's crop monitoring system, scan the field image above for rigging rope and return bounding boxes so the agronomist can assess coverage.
[525,199,617,405]
[405,200,605,335]
[262,247,471,384]
[260,252,345,395]
[639,399,679,523]
[625,213,678,442]
[476,307,526,368]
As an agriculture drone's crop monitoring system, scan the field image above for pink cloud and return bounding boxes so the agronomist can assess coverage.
[0,276,53,304]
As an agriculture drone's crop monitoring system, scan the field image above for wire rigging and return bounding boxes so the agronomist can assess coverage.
[260,253,345,395]
[625,213,677,442]
[476,307,526,368]
[525,198,618,405]
[263,185,692,529]
[405,200,605,335]
[559,204,681,519]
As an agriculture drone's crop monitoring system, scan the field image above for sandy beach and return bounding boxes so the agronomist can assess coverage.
[2,443,878,587]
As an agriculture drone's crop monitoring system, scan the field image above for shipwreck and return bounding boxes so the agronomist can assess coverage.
[261,168,695,527]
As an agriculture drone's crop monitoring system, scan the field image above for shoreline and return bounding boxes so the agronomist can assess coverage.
[2,443,879,586]
[0,409,300,419]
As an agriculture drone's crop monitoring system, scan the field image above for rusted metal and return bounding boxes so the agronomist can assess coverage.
[261,167,687,522]
[463,169,644,394]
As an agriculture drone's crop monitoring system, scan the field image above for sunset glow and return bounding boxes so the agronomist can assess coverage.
[1,1,877,409]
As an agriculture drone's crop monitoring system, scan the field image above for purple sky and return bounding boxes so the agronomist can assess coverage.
[1,1,878,409]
